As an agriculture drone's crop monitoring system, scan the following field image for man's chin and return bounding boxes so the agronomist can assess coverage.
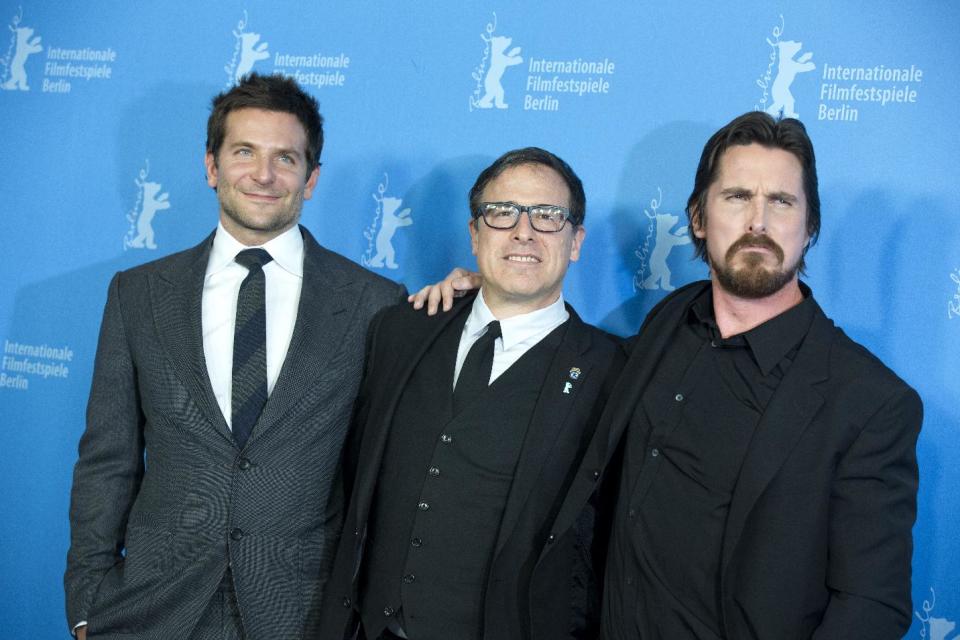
[714,264,795,299]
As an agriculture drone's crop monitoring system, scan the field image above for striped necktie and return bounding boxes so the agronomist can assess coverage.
[231,248,273,448]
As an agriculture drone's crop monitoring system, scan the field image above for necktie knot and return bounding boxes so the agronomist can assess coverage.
[483,320,502,342]
[453,320,502,413]
[235,248,273,271]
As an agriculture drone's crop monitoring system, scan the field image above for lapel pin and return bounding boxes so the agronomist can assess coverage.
[563,381,573,394]
[568,367,581,380]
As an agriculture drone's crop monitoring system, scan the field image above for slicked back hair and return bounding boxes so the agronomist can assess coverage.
[686,111,820,272]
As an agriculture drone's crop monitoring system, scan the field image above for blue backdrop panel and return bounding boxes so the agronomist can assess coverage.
[1,2,957,637]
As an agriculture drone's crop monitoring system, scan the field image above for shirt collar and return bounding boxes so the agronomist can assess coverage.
[207,222,305,279]
[465,289,569,350]
[688,282,815,375]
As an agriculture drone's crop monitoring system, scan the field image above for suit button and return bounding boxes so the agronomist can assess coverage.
[384,606,395,616]
[411,537,423,548]
[238,458,252,470]
[402,574,416,584]
[230,528,244,540]
[440,434,452,443]
[418,502,430,511]
[674,393,684,402]
[428,466,440,477]
[651,448,660,458]
[342,597,351,608]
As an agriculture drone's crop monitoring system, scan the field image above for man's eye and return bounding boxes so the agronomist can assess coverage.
[279,154,294,164]
[492,208,515,217]
[236,148,252,157]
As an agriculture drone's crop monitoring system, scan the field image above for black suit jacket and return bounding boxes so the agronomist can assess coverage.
[319,295,626,640]
[596,281,922,639]
[65,226,406,640]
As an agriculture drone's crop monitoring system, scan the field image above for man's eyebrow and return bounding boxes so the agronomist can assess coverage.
[719,186,753,196]
[767,190,799,203]
[226,140,303,158]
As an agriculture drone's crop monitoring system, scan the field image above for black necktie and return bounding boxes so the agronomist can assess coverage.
[454,320,501,413]
[232,248,273,448]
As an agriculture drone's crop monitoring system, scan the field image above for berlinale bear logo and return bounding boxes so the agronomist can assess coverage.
[1,25,43,91]
[766,40,815,119]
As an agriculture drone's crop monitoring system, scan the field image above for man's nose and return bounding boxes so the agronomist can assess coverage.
[512,210,536,240]
[251,157,275,184]
[747,199,768,233]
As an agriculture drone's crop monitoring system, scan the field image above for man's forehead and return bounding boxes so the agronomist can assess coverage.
[223,108,307,142]
[714,144,804,189]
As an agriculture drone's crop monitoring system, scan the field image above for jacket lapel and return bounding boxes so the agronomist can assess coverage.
[493,309,595,557]
[152,232,234,444]
[247,228,361,445]
[546,283,706,539]
[720,304,833,574]
[354,297,473,525]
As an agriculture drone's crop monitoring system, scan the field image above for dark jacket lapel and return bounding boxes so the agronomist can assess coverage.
[151,232,234,444]
[720,303,833,574]
[353,297,473,527]
[493,307,596,557]
[546,282,707,538]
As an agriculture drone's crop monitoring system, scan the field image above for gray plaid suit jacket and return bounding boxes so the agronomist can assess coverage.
[65,226,405,639]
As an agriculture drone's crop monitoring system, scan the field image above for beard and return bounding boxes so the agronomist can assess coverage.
[712,234,799,299]
[219,192,302,236]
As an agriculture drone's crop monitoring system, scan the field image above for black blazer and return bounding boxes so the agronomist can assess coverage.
[65,226,406,640]
[595,281,922,639]
[320,295,626,640]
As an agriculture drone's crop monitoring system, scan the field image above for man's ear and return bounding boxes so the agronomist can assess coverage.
[303,165,320,200]
[205,152,218,189]
[468,218,480,256]
[690,205,706,239]
[569,225,586,262]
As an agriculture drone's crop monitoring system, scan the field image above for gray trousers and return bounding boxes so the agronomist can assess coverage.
[189,571,244,640]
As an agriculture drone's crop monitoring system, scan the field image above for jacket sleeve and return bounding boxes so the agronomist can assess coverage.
[812,384,922,639]
[64,273,145,630]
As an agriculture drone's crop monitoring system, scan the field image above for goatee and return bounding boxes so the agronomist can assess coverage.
[713,234,798,299]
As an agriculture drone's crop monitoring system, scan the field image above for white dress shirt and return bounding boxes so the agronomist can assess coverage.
[453,289,570,389]
[202,223,304,428]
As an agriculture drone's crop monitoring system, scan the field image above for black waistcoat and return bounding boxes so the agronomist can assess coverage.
[360,315,566,640]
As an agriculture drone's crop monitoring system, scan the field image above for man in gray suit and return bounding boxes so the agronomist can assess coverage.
[65,73,406,639]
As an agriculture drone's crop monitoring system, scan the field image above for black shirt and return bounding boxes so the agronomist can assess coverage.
[603,285,815,639]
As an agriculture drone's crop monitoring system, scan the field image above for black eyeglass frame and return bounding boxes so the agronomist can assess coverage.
[473,201,581,233]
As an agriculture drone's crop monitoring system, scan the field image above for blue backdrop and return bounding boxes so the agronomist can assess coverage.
[1,2,958,637]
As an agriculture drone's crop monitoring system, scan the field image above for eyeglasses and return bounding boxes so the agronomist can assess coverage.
[474,201,577,233]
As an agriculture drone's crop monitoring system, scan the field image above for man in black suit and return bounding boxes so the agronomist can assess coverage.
[320,148,626,640]
[595,112,922,638]
[65,73,406,639]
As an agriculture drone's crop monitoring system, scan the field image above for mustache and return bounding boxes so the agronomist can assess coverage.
[725,234,784,263]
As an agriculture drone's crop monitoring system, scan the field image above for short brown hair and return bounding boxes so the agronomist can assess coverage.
[206,72,324,174]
